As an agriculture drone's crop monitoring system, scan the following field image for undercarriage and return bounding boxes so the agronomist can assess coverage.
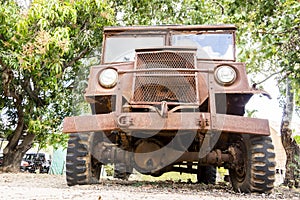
[90,130,242,176]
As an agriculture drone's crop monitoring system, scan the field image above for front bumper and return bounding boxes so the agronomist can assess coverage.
[62,112,270,136]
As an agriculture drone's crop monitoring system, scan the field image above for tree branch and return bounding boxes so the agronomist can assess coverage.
[21,79,45,107]
[257,26,299,36]
[0,58,25,151]
[63,47,90,70]
[17,133,35,154]
[0,57,8,71]
[253,69,286,86]
[3,98,25,153]
[212,1,224,15]
[1,59,20,101]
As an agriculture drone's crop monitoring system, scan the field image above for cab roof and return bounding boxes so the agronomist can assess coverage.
[104,24,236,33]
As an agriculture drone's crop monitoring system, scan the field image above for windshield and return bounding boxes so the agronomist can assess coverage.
[172,33,234,60]
[103,32,234,63]
[104,36,165,63]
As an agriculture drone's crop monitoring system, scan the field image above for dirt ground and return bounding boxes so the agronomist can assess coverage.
[0,173,300,200]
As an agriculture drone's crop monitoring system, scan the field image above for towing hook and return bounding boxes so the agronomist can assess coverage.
[199,113,207,128]
[156,101,168,118]
[118,115,133,127]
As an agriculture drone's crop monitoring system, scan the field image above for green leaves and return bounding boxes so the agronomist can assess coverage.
[113,0,227,25]
[0,0,114,149]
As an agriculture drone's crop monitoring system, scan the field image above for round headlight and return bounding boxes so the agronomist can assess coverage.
[99,68,118,88]
[215,65,237,85]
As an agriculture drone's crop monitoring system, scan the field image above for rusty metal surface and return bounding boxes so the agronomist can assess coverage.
[65,25,270,137]
[84,62,134,97]
[133,139,164,172]
[101,25,237,64]
[175,150,232,165]
[132,50,197,104]
[135,50,195,70]
[104,24,237,33]
[83,60,263,107]
[215,114,270,135]
[62,114,116,133]
[198,61,253,93]
[62,112,270,136]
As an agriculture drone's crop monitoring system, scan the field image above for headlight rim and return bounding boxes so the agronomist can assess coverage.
[214,64,237,86]
[98,68,118,88]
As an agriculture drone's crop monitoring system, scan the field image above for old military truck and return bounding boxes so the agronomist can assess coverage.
[63,25,275,193]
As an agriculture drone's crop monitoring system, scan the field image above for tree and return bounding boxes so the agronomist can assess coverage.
[0,0,114,172]
[111,0,226,25]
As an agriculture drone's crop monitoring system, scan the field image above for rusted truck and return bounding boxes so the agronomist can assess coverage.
[63,25,275,193]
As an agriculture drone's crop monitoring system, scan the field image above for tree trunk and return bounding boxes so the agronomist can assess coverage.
[0,63,36,172]
[2,148,26,173]
[1,133,35,173]
[281,78,300,188]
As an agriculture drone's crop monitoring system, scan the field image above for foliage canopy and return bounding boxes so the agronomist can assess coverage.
[0,0,114,152]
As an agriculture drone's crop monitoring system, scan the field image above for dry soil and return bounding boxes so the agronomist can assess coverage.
[0,173,300,200]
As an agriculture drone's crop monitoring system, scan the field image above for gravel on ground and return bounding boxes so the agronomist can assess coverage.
[0,173,300,200]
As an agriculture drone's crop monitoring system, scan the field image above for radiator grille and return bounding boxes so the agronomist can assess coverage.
[132,51,197,104]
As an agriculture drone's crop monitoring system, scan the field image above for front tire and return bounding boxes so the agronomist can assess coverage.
[66,132,102,186]
[229,135,275,193]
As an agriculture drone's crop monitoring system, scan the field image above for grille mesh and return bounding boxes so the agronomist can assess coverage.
[132,51,197,104]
